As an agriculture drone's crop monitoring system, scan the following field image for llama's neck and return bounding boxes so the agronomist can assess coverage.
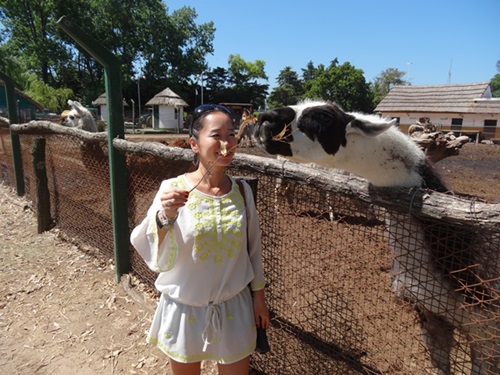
[334,128,426,188]
[80,115,97,132]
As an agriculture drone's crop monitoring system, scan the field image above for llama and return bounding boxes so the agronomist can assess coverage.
[60,100,106,168]
[236,110,257,146]
[61,100,98,132]
[254,100,499,374]
[57,100,192,225]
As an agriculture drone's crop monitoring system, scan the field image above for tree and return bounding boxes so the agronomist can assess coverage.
[227,54,267,86]
[304,59,373,112]
[24,72,73,112]
[267,66,303,108]
[139,5,216,106]
[0,0,215,110]
[491,74,500,98]
[224,54,269,109]
[199,67,232,105]
[301,60,326,94]
[372,68,409,107]
[491,61,500,98]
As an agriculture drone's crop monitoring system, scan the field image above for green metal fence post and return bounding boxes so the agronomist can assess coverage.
[0,72,25,196]
[57,16,131,282]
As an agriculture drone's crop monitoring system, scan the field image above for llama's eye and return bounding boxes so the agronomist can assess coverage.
[69,115,75,120]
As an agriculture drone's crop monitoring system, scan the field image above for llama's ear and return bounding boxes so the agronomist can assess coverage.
[71,101,86,115]
[346,118,394,137]
[388,118,398,127]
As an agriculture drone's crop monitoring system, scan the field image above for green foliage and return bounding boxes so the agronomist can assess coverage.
[227,54,268,86]
[0,0,216,110]
[197,56,269,109]
[372,68,409,107]
[267,66,303,108]
[491,74,500,97]
[302,60,373,112]
[268,59,373,112]
[24,72,73,112]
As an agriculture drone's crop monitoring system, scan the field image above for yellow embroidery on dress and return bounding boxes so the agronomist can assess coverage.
[187,183,245,264]
[149,213,178,272]
[148,335,256,364]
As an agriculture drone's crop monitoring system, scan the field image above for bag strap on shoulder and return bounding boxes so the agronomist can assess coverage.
[236,179,247,209]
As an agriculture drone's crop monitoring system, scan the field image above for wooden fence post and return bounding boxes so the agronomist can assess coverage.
[32,138,52,233]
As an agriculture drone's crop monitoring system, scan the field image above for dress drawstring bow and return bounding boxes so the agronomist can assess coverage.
[202,302,221,351]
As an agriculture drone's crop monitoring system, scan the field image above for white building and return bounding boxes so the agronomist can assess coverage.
[145,88,188,131]
[375,82,500,140]
[91,93,128,122]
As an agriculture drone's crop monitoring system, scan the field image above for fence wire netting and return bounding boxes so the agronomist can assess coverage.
[1,129,499,374]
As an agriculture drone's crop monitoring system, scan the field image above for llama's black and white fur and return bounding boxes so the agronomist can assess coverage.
[254,101,499,374]
[61,100,98,132]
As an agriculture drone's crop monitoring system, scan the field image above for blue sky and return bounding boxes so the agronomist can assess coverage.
[169,0,499,90]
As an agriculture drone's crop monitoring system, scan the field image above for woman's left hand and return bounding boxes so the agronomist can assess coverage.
[252,289,270,329]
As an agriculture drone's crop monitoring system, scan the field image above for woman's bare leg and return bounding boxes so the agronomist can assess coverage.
[169,358,201,375]
[217,356,250,375]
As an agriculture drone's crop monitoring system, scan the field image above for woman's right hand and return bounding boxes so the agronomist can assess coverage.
[159,188,189,218]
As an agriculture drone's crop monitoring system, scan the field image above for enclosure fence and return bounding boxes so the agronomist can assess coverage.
[1,124,499,374]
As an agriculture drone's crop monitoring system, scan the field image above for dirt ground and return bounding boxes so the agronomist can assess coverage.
[0,139,498,375]
[0,185,219,374]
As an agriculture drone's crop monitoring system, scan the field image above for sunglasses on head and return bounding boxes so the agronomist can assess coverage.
[190,104,234,136]
[193,104,233,121]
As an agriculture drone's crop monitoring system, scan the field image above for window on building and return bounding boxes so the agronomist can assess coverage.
[483,119,497,140]
[451,118,463,132]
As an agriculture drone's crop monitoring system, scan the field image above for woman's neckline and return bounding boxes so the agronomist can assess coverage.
[183,174,234,198]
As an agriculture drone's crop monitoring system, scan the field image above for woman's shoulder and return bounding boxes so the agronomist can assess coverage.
[230,176,252,194]
[160,175,188,189]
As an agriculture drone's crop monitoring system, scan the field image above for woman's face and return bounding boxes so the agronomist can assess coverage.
[190,111,237,168]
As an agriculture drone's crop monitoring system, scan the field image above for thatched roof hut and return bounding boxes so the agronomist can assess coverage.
[91,93,107,107]
[91,93,128,107]
[145,88,188,131]
[145,87,188,107]
[91,93,128,121]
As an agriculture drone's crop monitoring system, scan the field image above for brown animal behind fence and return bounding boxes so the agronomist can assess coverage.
[1,127,499,374]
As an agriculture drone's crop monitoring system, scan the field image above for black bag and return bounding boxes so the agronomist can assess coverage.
[256,326,271,354]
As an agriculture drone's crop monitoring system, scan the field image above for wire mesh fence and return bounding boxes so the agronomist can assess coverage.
[1,127,499,374]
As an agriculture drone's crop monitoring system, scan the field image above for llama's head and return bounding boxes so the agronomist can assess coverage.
[61,100,98,132]
[254,101,395,164]
[254,101,445,189]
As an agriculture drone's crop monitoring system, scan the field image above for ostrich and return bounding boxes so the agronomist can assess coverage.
[254,100,499,374]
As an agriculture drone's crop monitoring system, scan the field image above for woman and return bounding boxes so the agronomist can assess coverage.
[130,104,270,375]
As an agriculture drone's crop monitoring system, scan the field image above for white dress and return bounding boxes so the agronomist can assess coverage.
[130,175,265,364]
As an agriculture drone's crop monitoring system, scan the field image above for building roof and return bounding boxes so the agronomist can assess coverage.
[375,82,500,114]
[91,93,107,106]
[145,87,188,107]
[0,81,45,111]
[91,93,128,106]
